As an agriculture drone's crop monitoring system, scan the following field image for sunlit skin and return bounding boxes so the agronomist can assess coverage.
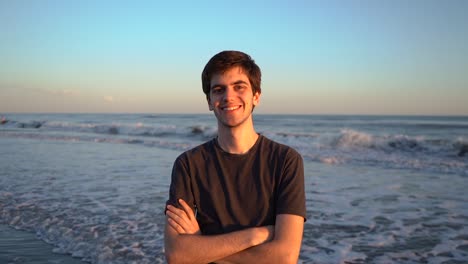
[166,199,201,235]
[208,66,260,131]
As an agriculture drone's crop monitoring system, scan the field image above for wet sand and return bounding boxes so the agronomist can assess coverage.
[0,224,85,264]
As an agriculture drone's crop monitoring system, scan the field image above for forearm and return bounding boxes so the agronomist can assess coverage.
[216,240,299,264]
[217,214,304,264]
[164,225,272,264]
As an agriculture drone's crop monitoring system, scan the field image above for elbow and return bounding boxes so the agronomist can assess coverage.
[164,251,181,264]
[165,247,187,264]
[165,235,197,264]
[165,256,179,264]
[280,254,298,264]
[277,249,299,264]
[164,249,176,264]
[165,248,192,264]
[164,244,179,264]
[164,232,184,264]
[265,240,300,264]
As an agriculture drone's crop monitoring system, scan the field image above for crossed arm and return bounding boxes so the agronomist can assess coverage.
[164,199,304,264]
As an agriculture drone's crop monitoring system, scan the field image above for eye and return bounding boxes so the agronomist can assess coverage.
[211,87,223,94]
[235,85,246,91]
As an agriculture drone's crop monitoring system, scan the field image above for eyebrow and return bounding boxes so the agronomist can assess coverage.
[211,80,249,89]
[232,80,249,86]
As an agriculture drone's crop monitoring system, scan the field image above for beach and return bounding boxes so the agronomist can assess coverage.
[1,114,467,263]
[0,224,84,263]
[0,133,173,263]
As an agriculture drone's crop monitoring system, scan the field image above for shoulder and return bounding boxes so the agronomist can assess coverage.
[175,139,216,164]
[259,135,302,161]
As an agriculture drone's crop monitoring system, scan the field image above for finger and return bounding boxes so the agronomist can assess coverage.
[166,204,183,214]
[166,209,187,225]
[166,209,180,221]
[166,208,191,231]
[178,199,195,219]
[167,205,189,220]
[167,217,186,234]
[166,211,189,233]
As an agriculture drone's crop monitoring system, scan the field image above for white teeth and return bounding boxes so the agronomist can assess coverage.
[223,106,240,111]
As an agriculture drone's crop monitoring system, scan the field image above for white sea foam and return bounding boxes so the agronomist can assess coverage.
[1,114,467,263]
[2,115,467,172]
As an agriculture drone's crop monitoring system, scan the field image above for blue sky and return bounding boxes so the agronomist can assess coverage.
[1,0,467,115]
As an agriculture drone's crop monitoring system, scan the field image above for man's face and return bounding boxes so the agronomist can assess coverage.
[208,66,260,128]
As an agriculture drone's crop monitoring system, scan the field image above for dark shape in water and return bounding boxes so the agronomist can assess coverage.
[191,126,204,134]
[17,121,43,129]
[457,144,468,157]
[1,116,8,124]
[108,127,119,135]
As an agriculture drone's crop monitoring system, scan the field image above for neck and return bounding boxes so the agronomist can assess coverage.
[216,123,259,154]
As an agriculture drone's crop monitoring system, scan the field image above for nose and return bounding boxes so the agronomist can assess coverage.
[223,87,235,102]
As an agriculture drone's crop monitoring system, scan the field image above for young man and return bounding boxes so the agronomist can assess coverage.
[164,51,306,264]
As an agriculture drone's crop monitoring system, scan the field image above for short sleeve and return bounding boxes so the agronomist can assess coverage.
[276,149,307,221]
[165,154,196,213]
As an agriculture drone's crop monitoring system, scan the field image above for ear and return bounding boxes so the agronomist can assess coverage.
[252,92,261,107]
[207,97,213,111]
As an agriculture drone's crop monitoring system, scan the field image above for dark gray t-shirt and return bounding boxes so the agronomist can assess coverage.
[166,135,306,235]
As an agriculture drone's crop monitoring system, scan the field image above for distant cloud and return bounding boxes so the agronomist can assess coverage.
[33,88,80,96]
[103,96,115,103]
[56,89,79,96]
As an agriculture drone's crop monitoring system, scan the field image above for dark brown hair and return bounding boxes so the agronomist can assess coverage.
[201,50,261,99]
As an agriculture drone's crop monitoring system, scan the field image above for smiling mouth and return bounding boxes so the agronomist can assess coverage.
[222,105,241,111]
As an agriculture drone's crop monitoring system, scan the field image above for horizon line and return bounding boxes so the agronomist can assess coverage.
[1,112,468,118]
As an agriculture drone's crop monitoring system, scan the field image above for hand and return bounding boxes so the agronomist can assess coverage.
[166,199,201,235]
[255,225,275,245]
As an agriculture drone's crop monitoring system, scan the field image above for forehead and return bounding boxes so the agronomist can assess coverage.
[210,66,250,86]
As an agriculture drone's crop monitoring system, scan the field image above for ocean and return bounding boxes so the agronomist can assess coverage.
[0,113,467,263]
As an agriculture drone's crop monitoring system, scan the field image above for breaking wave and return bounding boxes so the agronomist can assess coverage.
[267,129,468,176]
[2,116,467,176]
